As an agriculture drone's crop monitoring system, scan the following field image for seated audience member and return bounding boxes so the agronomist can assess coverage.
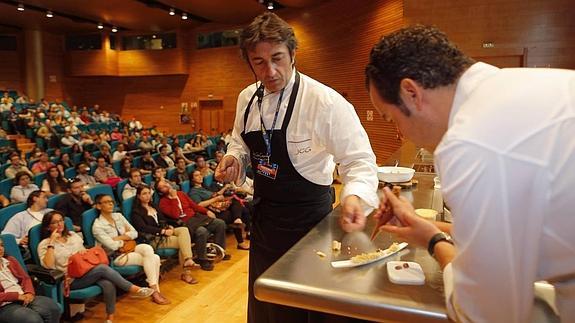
[112,143,127,162]
[151,167,177,191]
[31,153,55,174]
[140,151,157,174]
[92,194,169,305]
[182,138,196,154]
[128,117,143,131]
[156,180,228,271]
[75,163,97,188]
[41,166,67,197]
[2,191,52,246]
[93,157,121,187]
[195,155,213,178]
[56,153,75,175]
[54,178,93,232]
[64,123,79,136]
[189,171,249,250]
[171,158,189,185]
[78,133,93,149]
[39,211,154,323]
[10,172,39,204]
[81,151,96,165]
[126,137,138,152]
[138,136,154,152]
[110,128,123,142]
[60,131,79,147]
[122,169,148,200]
[209,151,225,171]
[5,153,33,179]
[171,147,192,165]
[99,145,112,164]
[131,186,198,284]
[155,145,174,169]
[119,158,132,179]
[0,236,61,323]
[156,138,172,154]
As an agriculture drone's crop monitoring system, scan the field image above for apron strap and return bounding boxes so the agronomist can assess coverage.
[281,72,301,131]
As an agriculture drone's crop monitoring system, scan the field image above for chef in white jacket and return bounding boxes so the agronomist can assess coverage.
[367,25,575,323]
[216,12,379,323]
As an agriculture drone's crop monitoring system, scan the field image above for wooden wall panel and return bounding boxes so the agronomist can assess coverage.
[0,50,23,92]
[117,48,187,76]
[42,32,65,101]
[404,0,575,69]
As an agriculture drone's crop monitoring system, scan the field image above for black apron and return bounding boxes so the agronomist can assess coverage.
[243,72,338,323]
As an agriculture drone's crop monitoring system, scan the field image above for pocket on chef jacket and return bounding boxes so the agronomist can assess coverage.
[287,136,313,159]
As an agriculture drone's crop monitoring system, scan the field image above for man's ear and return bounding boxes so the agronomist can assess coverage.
[399,78,423,111]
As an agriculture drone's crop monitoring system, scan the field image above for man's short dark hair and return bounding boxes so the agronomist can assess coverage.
[240,12,297,62]
[27,190,43,207]
[195,155,205,163]
[67,178,82,189]
[365,25,474,115]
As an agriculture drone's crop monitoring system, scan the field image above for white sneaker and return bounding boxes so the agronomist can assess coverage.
[131,287,154,298]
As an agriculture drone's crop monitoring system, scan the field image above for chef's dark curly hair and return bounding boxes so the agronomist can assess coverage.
[365,25,474,115]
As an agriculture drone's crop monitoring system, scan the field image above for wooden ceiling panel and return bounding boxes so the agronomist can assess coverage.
[165,0,265,24]
[276,0,325,8]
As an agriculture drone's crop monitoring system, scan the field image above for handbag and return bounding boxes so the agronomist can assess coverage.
[67,246,109,278]
[118,240,137,254]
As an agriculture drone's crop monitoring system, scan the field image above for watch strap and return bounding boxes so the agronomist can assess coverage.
[428,232,453,256]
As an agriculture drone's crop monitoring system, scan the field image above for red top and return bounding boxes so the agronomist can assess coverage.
[0,256,35,304]
[159,191,208,222]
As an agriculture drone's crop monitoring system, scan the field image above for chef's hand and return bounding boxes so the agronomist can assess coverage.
[215,156,240,184]
[379,187,441,248]
[340,195,366,232]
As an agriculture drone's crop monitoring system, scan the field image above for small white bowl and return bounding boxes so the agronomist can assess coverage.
[377,166,415,183]
[415,208,438,221]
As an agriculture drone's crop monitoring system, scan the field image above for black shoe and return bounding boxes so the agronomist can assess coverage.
[222,254,231,261]
[199,259,214,271]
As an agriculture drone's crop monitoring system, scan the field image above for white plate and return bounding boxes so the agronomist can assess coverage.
[331,242,409,268]
[377,167,415,183]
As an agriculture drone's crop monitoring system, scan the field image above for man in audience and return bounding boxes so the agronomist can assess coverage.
[156,180,228,271]
[155,145,175,169]
[31,153,54,174]
[129,117,143,131]
[75,162,97,188]
[156,138,172,154]
[2,191,52,246]
[54,178,93,232]
[94,157,121,187]
[195,155,213,178]
[67,111,84,125]
[61,131,80,147]
[138,135,154,152]
[366,25,575,322]
[5,153,33,179]
[10,172,39,204]
[122,168,149,200]
[171,157,189,185]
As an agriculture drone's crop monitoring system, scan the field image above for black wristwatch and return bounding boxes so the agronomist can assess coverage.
[427,232,454,257]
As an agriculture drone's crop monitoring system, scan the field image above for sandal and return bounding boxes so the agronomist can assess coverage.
[181,272,199,284]
[152,291,171,305]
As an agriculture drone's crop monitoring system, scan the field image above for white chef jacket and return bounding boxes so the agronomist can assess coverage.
[226,69,379,212]
[436,62,575,323]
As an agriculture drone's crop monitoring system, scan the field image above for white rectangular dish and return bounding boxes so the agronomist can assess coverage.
[331,242,409,268]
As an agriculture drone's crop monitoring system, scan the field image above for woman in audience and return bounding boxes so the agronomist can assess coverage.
[182,138,196,153]
[39,211,155,323]
[57,153,75,175]
[81,150,96,165]
[10,171,39,203]
[92,194,169,305]
[0,236,61,323]
[119,158,132,179]
[131,186,199,284]
[41,166,67,197]
[31,153,54,174]
[99,145,112,164]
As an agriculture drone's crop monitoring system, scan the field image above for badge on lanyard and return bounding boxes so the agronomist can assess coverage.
[255,88,285,181]
[256,158,279,180]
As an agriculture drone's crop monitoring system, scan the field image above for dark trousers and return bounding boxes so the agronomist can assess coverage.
[193,217,226,260]
[0,296,61,323]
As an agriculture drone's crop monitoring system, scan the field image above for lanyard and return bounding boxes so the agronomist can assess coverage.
[257,88,285,158]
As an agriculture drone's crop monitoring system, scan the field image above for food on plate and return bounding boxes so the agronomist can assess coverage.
[350,242,400,264]
[316,251,326,258]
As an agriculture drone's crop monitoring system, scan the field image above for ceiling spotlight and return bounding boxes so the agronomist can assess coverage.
[97,23,104,30]
[181,13,188,20]
[169,8,175,16]
[46,10,53,18]
[267,2,274,10]
[111,26,118,33]
[17,3,24,11]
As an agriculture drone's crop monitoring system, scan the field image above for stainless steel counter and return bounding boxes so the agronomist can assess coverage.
[254,174,449,322]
